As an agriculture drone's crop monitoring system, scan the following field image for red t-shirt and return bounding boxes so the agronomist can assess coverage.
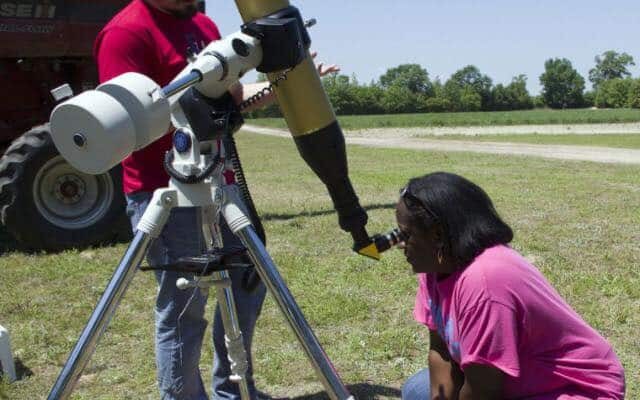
[95,0,221,194]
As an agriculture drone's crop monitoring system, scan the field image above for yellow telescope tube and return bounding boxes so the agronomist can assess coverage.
[234,0,379,260]
[234,0,335,136]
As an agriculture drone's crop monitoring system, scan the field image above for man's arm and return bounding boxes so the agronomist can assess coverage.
[229,52,340,112]
[458,363,504,400]
[429,329,464,399]
[228,81,274,112]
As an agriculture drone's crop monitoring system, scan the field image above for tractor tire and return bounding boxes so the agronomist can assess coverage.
[0,124,131,252]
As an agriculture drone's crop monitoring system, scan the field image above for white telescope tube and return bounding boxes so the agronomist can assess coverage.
[49,73,169,175]
[49,31,262,175]
[49,89,138,175]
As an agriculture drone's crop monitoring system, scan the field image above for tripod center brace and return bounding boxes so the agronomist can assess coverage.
[47,2,396,399]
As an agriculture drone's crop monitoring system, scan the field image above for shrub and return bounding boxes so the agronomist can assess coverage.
[626,79,640,108]
[424,97,451,113]
[595,78,633,108]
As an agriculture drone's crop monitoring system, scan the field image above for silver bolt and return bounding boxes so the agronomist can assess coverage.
[213,188,223,204]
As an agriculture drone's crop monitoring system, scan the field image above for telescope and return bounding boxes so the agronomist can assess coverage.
[50,5,381,260]
[45,2,400,399]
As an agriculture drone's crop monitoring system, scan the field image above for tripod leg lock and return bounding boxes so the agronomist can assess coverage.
[225,334,249,382]
[137,189,176,237]
[222,197,252,233]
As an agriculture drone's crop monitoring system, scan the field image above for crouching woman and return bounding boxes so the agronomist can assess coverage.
[396,172,625,400]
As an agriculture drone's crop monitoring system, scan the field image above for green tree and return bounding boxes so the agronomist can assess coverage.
[627,79,640,108]
[379,64,434,96]
[380,85,418,113]
[595,78,633,108]
[351,84,385,114]
[441,79,465,111]
[449,65,493,109]
[323,74,359,114]
[459,86,482,111]
[539,58,585,109]
[588,50,635,89]
[583,90,596,108]
[507,75,534,109]
[490,83,512,111]
[323,74,386,115]
[424,97,451,113]
[489,75,533,111]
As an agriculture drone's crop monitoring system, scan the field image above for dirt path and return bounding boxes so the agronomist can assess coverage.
[241,124,640,165]
[344,122,640,137]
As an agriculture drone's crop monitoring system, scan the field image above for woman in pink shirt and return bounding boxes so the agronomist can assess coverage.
[397,172,625,400]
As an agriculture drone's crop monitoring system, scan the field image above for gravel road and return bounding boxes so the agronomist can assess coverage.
[241,124,640,165]
[344,123,640,137]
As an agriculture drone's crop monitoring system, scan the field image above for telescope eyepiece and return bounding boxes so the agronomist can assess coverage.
[372,228,407,253]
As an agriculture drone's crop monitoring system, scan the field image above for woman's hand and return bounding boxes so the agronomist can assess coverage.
[458,363,504,400]
[429,330,465,399]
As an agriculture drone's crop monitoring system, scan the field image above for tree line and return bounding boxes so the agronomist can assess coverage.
[250,50,640,117]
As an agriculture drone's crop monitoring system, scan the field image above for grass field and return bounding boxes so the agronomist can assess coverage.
[414,133,640,149]
[1,132,638,399]
[249,108,640,130]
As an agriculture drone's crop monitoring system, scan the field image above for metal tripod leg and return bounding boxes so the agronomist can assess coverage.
[200,206,251,400]
[222,189,354,400]
[47,190,175,400]
[211,270,251,400]
[47,230,153,399]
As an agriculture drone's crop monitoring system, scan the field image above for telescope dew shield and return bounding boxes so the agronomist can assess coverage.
[97,73,171,151]
[234,0,378,259]
[50,90,136,175]
[49,72,170,175]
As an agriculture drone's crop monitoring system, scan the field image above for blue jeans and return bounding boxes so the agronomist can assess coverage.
[401,368,431,400]
[126,191,267,400]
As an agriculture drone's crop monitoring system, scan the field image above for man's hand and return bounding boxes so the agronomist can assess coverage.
[310,51,340,77]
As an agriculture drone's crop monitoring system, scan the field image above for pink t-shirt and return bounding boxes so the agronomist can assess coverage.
[414,245,625,399]
[95,0,222,194]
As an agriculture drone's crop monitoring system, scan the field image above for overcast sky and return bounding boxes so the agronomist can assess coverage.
[205,0,640,94]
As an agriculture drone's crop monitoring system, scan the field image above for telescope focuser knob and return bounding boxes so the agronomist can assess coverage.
[173,130,192,153]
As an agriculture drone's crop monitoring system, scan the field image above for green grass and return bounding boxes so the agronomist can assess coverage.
[415,133,640,149]
[1,132,638,399]
[249,108,640,130]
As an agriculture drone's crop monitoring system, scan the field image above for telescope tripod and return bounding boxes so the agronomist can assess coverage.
[47,164,354,400]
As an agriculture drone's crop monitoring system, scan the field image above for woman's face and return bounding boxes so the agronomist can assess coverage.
[395,199,443,274]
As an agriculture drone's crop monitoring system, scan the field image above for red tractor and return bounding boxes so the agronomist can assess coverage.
[0,0,131,251]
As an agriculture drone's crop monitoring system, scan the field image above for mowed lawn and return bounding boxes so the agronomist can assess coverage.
[1,132,638,399]
[250,108,640,130]
[414,133,640,149]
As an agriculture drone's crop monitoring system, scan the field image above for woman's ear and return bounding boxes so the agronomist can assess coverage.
[432,223,446,248]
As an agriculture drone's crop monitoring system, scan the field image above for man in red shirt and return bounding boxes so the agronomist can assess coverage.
[95,1,336,399]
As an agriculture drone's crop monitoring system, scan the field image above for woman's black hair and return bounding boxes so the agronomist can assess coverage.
[404,171,513,267]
